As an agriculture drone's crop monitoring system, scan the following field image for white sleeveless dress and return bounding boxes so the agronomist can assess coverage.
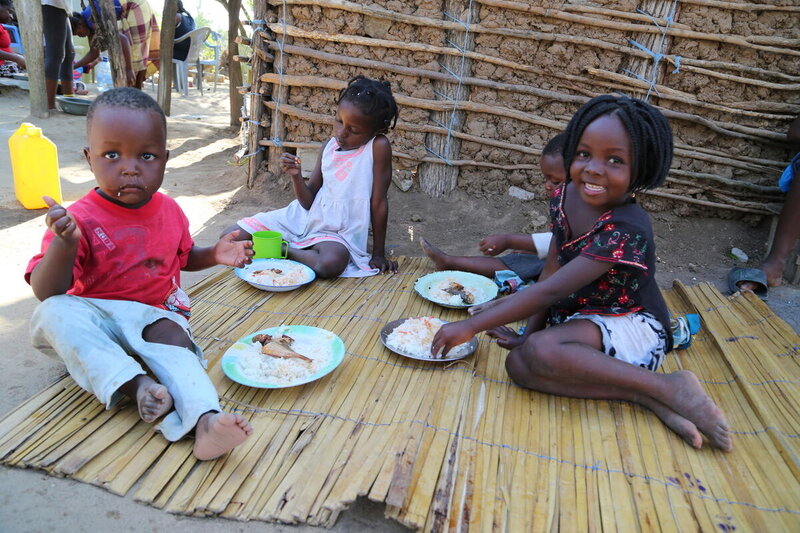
[238,137,379,277]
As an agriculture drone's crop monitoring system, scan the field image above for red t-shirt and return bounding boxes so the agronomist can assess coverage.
[26,190,195,311]
[0,25,12,66]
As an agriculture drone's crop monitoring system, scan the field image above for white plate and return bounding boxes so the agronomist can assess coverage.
[414,270,498,309]
[221,325,345,388]
[235,258,315,292]
[380,317,478,362]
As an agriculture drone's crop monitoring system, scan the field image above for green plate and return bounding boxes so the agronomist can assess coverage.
[414,270,498,309]
[221,325,345,388]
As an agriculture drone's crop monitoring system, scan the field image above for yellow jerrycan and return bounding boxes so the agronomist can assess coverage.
[8,123,62,209]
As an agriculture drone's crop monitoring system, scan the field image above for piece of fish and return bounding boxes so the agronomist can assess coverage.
[253,332,312,362]
[442,281,474,305]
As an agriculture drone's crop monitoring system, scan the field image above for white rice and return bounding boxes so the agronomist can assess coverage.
[428,277,481,306]
[237,330,334,385]
[385,317,472,359]
[247,264,310,286]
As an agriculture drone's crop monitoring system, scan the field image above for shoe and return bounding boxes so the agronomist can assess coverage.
[671,313,701,350]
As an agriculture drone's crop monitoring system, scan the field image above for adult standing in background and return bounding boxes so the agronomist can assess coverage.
[41,0,74,109]
[118,0,159,89]
[173,0,195,62]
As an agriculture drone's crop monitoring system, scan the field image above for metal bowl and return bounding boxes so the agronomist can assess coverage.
[56,96,93,116]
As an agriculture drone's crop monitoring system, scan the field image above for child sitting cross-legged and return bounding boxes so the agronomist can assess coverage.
[26,88,254,461]
[432,95,731,452]
[419,132,567,290]
[223,75,400,278]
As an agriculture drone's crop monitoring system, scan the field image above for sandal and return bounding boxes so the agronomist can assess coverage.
[727,267,768,300]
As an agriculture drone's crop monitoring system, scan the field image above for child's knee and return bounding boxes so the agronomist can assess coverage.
[142,318,193,349]
[315,257,348,279]
[513,333,560,376]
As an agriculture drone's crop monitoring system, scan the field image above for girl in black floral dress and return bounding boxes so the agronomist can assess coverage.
[433,95,731,452]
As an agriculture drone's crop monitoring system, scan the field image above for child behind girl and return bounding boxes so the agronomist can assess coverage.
[419,132,567,284]
[432,95,731,452]
[27,88,253,460]
[223,75,399,278]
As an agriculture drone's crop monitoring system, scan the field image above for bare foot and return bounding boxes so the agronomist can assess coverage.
[760,258,786,288]
[739,259,786,292]
[419,237,449,271]
[643,398,703,449]
[125,375,173,423]
[194,412,252,460]
[663,371,732,451]
[487,325,525,350]
[468,298,501,316]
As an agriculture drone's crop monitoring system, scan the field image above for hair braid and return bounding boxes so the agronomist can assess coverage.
[562,94,673,192]
[337,75,399,135]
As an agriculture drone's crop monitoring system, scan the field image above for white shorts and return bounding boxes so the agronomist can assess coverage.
[566,311,668,370]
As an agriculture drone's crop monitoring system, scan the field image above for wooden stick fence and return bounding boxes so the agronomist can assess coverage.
[246,0,797,214]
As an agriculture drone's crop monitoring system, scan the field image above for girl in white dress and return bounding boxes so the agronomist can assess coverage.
[225,75,399,278]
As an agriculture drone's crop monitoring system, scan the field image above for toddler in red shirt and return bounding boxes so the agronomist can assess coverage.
[26,88,254,460]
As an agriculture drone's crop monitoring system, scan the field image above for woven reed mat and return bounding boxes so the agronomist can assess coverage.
[2,257,800,531]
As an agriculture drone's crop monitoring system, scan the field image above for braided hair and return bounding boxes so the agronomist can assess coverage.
[337,75,399,135]
[88,87,167,134]
[562,94,673,192]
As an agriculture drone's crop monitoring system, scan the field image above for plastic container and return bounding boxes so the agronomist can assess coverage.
[8,123,62,210]
[95,56,112,92]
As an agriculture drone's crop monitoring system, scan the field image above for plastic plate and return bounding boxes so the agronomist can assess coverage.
[221,325,345,388]
[414,270,498,309]
[235,258,315,292]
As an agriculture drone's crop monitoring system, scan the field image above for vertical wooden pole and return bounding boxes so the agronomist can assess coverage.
[157,1,177,115]
[228,0,243,127]
[16,0,47,117]
[419,1,479,197]
[262,4,291,179]
[246,0,267,186]
[92,0,126,87]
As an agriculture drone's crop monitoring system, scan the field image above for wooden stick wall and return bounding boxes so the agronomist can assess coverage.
[242,0,799,214]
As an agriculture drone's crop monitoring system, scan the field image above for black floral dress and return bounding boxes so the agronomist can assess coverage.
[548,184,674,351]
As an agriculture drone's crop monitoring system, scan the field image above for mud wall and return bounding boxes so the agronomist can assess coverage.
[244,0,799,218]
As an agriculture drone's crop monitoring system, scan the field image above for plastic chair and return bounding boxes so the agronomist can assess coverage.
[199,31,221,92]
[2,24,22,54]
[172,26,211,96]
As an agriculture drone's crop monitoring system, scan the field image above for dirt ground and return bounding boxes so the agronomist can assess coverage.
[1,85,797,532]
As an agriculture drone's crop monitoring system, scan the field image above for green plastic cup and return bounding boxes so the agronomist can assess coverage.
[252,231,289,259]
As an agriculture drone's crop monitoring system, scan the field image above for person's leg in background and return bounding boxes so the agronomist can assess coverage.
[42,4,73,109]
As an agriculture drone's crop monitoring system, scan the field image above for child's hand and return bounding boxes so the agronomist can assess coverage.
[213,232,254,268]
[369,254,398,274]
[279,153,302,178]
[431,321,476,358]
[479,234,508,256]
[43,196,81,245]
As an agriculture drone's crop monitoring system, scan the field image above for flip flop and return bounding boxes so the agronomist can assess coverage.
[727,267,768,300]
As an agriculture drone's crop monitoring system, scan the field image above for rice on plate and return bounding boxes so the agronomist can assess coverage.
[385,316,472,359]
[236,327,334,386]
[414,271,498,308]
[429,277,479,306]
[248,263,310,286]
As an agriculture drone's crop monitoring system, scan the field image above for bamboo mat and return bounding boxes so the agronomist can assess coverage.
[2,257,799,531]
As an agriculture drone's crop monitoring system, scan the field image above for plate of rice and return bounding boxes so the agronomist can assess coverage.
[381,316,478,362]
[235,258,316,292]
[414,271,498,309]
[221,325,345,388]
